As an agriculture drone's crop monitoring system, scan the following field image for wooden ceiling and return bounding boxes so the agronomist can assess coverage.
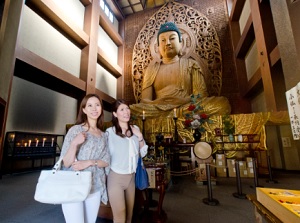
[112,0,179,18]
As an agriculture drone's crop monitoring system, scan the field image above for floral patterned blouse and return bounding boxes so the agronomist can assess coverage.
[60,125,110,204]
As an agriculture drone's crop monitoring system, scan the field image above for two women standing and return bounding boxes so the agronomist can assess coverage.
[60,95,147,223]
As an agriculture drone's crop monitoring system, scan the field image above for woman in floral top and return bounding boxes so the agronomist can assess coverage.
[60,94,110,223]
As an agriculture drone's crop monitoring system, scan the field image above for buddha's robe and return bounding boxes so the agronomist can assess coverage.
[130,58,231,117]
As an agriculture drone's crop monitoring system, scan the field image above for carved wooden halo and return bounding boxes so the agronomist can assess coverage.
[131,2,222,103]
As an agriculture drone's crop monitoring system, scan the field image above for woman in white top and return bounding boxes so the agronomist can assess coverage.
[60,94,110,223]
[106,99,148,223]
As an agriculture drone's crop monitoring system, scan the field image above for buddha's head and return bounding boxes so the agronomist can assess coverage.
[157,22,182,45]
[157,22,182,59]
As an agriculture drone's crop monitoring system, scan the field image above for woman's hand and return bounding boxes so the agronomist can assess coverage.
[71,160,90,171]
[71,132,87,147]
[132,126,144,142]
[62,132,87,168]
[132,126,142,138]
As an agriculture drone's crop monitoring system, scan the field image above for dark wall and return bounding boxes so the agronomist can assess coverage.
[288,0,300,70]
[0,0,5,29]
[122,0,245,114]
[270,0,300,91]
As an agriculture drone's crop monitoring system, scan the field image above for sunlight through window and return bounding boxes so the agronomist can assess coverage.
[100,0,114,23]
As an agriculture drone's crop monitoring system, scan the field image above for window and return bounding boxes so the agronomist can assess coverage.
[100,0,114,23]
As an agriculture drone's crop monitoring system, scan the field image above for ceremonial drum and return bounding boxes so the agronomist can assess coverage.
[193,142,212,160]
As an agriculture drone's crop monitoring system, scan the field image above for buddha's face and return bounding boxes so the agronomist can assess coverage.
[158,31,182,59]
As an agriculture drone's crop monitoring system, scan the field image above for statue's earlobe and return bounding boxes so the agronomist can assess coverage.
[154,43,158,53]
[178,49,183,56]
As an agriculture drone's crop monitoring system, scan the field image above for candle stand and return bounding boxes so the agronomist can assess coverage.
[142,118,145,136]
[173,117,179,143]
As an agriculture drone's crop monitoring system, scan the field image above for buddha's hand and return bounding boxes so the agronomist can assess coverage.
[141,98,173,105]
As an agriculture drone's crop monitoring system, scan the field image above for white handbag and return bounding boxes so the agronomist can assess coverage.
[34,158,92,204]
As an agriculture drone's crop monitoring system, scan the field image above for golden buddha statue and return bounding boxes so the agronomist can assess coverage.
[129,3,268,154]
[130,22,231,119]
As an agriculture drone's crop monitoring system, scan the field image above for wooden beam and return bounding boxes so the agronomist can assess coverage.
[269,45,280,67]
[116,20,125,99]
[95,88,116,108]
[250,0,277,111]
[80,0,92,7]
[15,45,86,92]
[97,47,122,78]
[107,0,125,21]
[0,97,6,106]
[26,0,89,48]
[243,68,263,98]
[99,10,123,46]
[80,0,100,94]
[230,0,246,21]
[235,14,255,58]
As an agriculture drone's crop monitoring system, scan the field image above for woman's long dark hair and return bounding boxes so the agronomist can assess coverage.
[112,99,133,138]
[75,94,104,131]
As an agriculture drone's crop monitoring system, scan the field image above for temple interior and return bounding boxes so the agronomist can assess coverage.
[0,0,300,222]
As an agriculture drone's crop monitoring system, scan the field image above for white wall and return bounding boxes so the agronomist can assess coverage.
[6,0,117,135]
[245,41,260,81]
[280,125,300,170]
[251,91,267,112]
[265,125,282,169]
[6,77,77,135]
[53,0,85,29]
[239,0,250,35]
[98,26,119,64]
[96,64,117,98]
[96,26,118,99]
[18,6,82,78]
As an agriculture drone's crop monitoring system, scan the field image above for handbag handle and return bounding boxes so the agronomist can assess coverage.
[52,158,81,175]
[52,158,63,174]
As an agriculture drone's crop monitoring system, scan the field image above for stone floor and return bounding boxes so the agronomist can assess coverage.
[0,169,299,223]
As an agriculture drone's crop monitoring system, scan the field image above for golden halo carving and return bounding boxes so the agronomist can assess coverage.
[131,2,223,103]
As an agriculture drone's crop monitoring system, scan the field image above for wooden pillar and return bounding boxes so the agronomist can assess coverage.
[80,0,100,94]
[0,0,24,175]
[250,0,277,112]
